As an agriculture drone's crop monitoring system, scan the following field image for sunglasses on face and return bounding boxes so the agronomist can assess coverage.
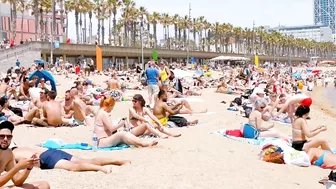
[260,106,266,109]
[132,100,137,103]
[0,134,13,140]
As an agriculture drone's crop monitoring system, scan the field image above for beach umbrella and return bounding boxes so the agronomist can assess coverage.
[173,69,193,78]
[292,73,302,79]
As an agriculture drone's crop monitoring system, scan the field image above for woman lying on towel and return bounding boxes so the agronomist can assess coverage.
[243,98,289,140]
[94,96,158,148]
[307,148,335,168]
[291,106,332,152]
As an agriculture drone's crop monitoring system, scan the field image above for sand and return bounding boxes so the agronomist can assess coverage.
[7,72,336,189]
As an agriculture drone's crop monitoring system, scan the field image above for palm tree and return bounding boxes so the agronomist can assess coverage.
[149,11,160,48]
[16,0,27,41]
[121,0,136,47]
[2,0,18,41]
[105,0,121,45]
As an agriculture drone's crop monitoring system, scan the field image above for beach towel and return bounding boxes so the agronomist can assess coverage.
[212,129,280,146]
[41,139,130,151]
[271,118,291,126]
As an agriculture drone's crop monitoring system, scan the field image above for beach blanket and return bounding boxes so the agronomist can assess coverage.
[271,118,291,126]
[41,139,130,151]
[212,129,282,146]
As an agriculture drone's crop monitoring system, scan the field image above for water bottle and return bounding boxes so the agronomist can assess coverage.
[92,132,98,152]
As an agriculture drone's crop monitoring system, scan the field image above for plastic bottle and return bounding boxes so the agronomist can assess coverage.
[92,132,98,152]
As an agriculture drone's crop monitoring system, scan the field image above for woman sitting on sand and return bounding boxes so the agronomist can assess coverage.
[94,96,158,147]
[291,106,332,152]
[243,98,289,140]
[128,94,179,138]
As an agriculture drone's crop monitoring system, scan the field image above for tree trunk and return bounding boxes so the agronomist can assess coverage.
[153,23,157,48]
[97,18,101,45]
[12,3,17,41]
[75,11,79,44]
[21,11,24,41]
[84,13,87,43]
[124,22,127,46]
[33,0,39,40]
[102,19,105,45]
[108,11,112,45]
[60,0,64,40]
[66,13,68,40]
[113,12,117,45]
[39,9,44,40]
[79,13,82,43]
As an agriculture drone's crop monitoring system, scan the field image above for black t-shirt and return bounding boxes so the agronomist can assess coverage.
[7,69,12,74]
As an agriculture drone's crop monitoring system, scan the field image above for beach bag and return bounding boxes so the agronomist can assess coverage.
[140,70,147,86]
[329,171,336,182]
[243,123,260,139]
[168,116,188,127]
[283,150,310,167]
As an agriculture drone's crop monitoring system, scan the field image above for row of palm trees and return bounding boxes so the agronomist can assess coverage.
[3,0,336,58]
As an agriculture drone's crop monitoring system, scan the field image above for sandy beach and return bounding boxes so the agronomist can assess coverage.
[7,73,336,189]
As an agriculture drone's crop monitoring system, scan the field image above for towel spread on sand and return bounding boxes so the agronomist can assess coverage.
[271,118,291,126]
[41,139,130,151]
[212,129,281,146]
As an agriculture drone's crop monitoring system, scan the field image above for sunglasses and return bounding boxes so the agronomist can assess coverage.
[260,106,266,109]
[0,134,13,140]
[132,99,137,103]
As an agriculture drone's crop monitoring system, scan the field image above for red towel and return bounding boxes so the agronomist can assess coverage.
[226,129,243,137]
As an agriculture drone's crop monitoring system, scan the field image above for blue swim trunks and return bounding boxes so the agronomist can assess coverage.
[39,149,73,169]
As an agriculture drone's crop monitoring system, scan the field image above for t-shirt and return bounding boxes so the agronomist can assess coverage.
[146,67,159,85]
[29,87,41,99]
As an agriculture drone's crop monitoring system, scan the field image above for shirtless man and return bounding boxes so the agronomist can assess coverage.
[0,121,50,189]
[70,88,95,125]
[106,72,122,101]
[42,90,67,126]
[153,90,198,127]
[11,145,130,174]
[0,78,17,100]
[62,90,74,119]
[272,93,312,123]
[18,77,30,101]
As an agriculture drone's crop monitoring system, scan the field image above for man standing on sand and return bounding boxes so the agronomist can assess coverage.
[146,61,160,108]
[0,121,50,189]
[42,90,69,126]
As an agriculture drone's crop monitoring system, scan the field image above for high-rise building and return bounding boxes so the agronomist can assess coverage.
[314,0,336,33]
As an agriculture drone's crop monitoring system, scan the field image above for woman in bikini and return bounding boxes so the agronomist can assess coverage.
[94,96,158,148]
[128,94,177,138]
[291,106,332,152]
[244,98,289,140]
[307,148,335,168]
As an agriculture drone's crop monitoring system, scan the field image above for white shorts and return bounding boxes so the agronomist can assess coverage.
[148,85,159,96]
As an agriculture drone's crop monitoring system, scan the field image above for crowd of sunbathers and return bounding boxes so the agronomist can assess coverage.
[0,60,212,188]
[222,65,336,172]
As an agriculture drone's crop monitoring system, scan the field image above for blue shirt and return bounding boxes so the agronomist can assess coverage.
[16,61,20,67]
[146,67,159,85]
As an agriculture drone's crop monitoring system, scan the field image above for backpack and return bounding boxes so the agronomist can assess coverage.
[168,116,188,127]
[140,70,147,86]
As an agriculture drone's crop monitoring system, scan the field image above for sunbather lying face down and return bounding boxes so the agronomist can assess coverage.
[307,148,336,168]
[11,146,130,174]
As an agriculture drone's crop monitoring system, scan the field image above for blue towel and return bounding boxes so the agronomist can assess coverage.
[42,139,130,151]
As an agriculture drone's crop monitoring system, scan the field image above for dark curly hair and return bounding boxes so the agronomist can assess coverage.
[295,106,310,117]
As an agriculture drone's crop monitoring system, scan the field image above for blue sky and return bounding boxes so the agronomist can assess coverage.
[67,0,313,41]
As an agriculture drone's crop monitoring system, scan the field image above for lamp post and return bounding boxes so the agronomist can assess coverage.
[50,0,55,66]
[140,21,144,70]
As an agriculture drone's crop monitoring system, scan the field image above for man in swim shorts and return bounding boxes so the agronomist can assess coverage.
[0,121,50,189]
[11,145,130,173]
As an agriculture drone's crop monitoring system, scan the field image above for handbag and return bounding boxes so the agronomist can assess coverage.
[168,116,188,127]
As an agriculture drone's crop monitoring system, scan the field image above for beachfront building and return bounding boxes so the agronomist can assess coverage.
[268,24,333,42]
[314,0,336,33]
[0,2,64,45]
